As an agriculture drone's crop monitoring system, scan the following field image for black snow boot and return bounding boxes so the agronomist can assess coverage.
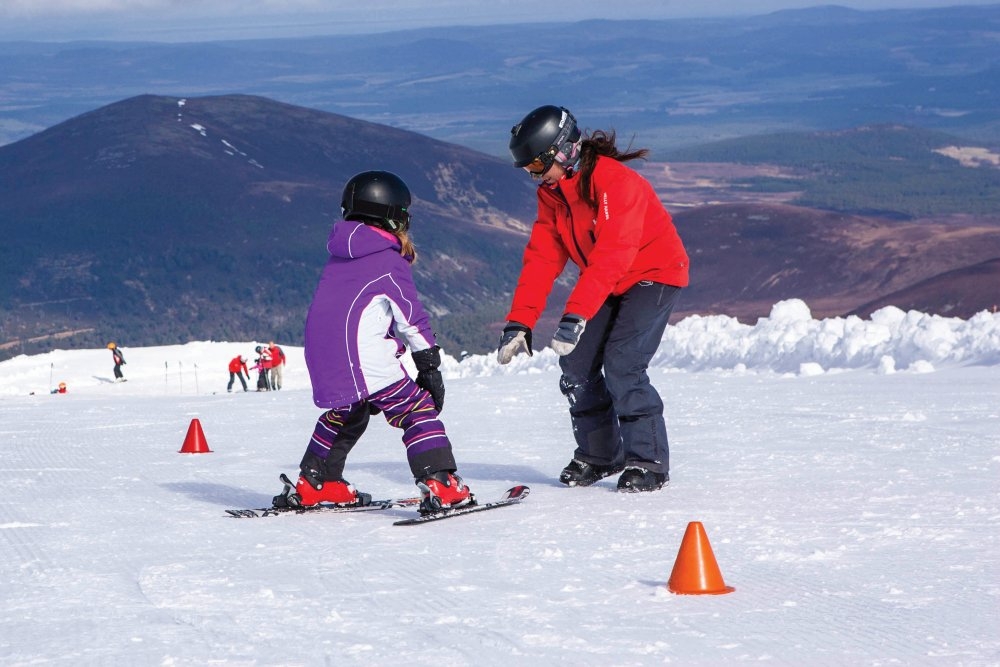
[559,458,625,487]
[616,466,668,492]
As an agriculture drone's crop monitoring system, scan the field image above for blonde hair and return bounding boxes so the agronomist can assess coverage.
[396,228,417,262]
[357,218,418,262]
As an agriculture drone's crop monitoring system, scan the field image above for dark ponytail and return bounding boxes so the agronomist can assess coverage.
[576,130,648,211]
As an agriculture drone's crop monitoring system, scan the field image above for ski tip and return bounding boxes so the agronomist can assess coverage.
[503,484,530,500]
[391,484,530,526]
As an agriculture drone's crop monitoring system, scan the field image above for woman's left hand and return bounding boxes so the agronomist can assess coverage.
[551,314,586,356]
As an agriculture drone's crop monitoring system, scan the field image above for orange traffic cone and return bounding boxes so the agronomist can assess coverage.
[179,418,212,454]
[667,521,734,595]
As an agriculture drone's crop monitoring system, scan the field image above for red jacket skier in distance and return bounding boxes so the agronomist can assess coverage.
[506,154,689,328]
[228,355,248,375]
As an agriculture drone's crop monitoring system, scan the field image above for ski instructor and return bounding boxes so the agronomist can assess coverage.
[496,105,689,492]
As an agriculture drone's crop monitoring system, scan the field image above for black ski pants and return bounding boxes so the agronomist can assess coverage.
[557,282,681,475]
[228,371,247,392]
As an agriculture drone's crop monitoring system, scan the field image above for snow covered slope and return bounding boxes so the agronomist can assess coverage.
[1,300,997,664]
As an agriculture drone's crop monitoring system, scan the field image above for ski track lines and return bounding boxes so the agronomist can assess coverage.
[665,370,999,663]
[135,514,535,663]
[1,370,998,664]
[0,401,196,664]
[0,400,62,586]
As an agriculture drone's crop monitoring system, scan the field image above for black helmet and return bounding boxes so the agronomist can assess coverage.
[509,105,581,171]
[341,170,411,231]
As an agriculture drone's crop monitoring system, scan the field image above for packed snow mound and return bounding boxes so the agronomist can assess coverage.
[460,299,1000,377]
[657,301,1000,374]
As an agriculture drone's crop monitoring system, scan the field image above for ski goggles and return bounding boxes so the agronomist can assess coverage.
[523,150,557,178]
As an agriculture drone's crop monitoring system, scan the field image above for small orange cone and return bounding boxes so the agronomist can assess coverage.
[179,418,212,454]
[667,521,734,595]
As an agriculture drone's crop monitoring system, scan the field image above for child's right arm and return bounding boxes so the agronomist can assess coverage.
[384,262,437,353]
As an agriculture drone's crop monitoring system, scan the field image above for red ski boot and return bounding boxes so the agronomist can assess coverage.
[416,471,472,514]
[295,476,358,506]
[273,470,359,508]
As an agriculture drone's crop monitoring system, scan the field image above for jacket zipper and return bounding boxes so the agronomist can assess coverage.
[554,185,588,267]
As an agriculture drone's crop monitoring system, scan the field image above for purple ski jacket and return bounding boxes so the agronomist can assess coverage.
[304,220,437,409]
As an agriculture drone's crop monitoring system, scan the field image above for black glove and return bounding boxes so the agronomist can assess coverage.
[496,321,533,365]
[411,346,445,412]
[551,314,587,356]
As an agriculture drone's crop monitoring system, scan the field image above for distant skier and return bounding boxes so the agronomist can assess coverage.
[267,341,286,390]
[272,170,472,515]
[107,342,127,382]
[253,345,272,391]
[227,355,249,392]
[497,105,689,492]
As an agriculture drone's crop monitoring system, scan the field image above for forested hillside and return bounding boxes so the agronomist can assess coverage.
[665,125,1000,217]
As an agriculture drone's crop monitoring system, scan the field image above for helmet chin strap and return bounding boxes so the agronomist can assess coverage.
[548,107,581,169]
[555,138,582,174]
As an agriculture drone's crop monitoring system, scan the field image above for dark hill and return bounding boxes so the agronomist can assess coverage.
[672,203,1000,321]
[848,258,1000,319]
[0,94,537,358]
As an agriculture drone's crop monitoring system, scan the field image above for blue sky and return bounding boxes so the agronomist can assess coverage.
[2,0,998,42]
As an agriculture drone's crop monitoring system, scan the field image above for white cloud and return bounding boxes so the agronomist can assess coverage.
[2,0,159,16]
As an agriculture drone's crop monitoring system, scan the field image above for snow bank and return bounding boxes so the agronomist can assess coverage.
[454,299,1000,377]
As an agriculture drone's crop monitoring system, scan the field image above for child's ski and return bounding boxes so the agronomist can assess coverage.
[225,478,529,521]
[225,496,421,518]
[392,485,530,526]
[226,474,421,518]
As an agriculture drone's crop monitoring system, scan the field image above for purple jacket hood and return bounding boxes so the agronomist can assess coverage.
[327,221,404,260]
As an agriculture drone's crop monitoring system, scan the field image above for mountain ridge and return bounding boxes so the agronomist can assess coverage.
[3,94,999,360]
[1,94,538,358]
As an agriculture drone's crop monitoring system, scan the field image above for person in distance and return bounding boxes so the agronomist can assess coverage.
[107,342,127,382]
[252,345,272,391]
[227,354,249,392]
[496,105,689,492]
[267,341,286,390]
[273,170,472,514]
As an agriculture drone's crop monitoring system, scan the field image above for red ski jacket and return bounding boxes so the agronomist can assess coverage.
[506,156,689,327]
[228,356,248,375]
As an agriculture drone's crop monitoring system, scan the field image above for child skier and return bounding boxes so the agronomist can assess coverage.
[273,170,472,515]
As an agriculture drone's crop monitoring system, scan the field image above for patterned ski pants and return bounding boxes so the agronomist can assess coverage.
[300,376,457,482]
